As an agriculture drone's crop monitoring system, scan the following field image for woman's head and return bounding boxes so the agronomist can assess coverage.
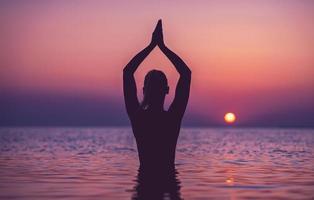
[142,69,169,110]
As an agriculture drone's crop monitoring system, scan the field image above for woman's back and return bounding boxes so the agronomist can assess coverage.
[130,109,182,169]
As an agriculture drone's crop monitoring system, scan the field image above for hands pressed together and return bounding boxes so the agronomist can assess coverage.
[150,19,166,49]
[123,19,190,76]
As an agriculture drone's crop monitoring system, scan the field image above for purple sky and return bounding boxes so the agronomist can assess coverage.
[1,1,313,126]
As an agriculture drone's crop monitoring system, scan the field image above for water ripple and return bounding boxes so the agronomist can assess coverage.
[0,127,314,199]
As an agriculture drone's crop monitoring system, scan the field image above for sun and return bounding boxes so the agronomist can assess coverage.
[224,112,236,124]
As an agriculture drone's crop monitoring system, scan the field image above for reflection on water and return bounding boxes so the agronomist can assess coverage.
[0,127,314,199]
[132,168,181,200]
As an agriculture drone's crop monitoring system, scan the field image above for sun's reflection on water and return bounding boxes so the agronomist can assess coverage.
[226,177,234,184]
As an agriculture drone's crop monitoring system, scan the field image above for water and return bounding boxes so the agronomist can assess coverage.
[0,127,313,200]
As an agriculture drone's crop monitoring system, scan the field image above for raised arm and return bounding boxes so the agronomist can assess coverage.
[157,20,191,119]
[123,22,160,117]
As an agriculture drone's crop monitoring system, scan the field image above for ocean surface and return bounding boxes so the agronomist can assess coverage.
[0,127,313,200]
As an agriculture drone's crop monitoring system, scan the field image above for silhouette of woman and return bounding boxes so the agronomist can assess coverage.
[123,20,191,172]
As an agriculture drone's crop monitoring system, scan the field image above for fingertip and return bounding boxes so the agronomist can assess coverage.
[157,19,162,26]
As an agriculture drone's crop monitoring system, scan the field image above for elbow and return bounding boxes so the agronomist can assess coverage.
[187,70,192,80]
[179,70,191,82]
[182,64,192,76]
[181,68,191,78]
[123,66,129,74]
[123,67,134,80]
[123,66,132,75]
[186,68,192,75]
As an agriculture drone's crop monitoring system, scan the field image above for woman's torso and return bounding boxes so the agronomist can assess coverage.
[130,109,182,169]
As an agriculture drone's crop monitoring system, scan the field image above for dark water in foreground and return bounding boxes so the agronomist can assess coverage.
[0,128,313,200]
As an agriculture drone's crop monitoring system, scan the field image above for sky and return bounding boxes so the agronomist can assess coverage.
[0,0,313,127]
